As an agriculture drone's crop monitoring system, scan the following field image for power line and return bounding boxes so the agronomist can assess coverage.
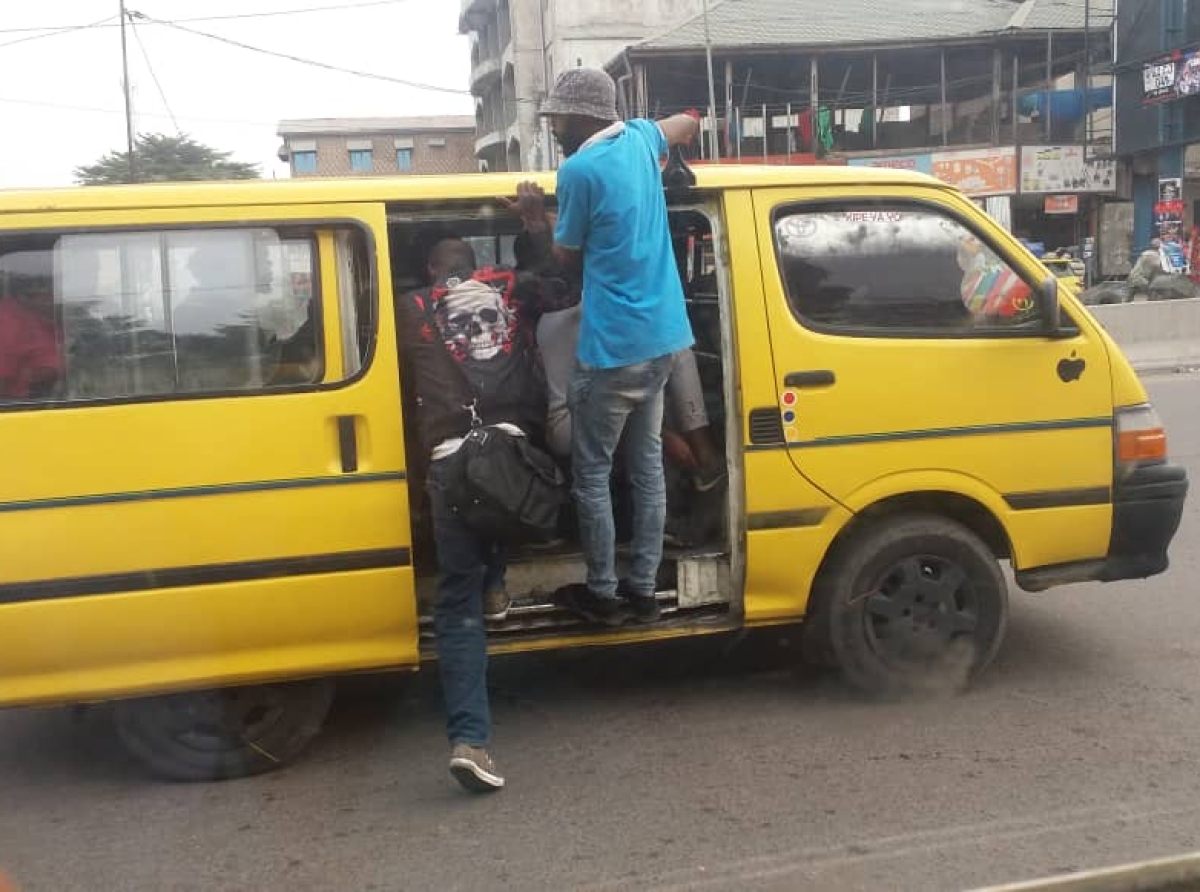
[129,15,181,134]
[153,0,422,26]
[0,1,418,37]
[0,14,116,50]
[0,95,280,129]
[133,11,484,100]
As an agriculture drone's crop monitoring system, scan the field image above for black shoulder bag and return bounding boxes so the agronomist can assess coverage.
[443,415,567,545]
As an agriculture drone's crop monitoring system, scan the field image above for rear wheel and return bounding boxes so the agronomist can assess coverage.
[113,679,335,782]
[807,514,1008,697]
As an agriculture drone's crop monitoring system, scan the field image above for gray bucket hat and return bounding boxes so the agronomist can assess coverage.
[540,68,619,122]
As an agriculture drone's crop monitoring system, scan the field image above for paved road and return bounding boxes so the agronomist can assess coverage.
[4,374,1200,892]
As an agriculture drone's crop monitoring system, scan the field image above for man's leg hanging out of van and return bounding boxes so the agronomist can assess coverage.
[427,458,504,792]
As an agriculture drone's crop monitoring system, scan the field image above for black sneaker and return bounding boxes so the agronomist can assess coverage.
[618,581,662,623]
[555,584,625,627]
[526,537,566,552]
[663,520,696,549]
[693,465,728,493]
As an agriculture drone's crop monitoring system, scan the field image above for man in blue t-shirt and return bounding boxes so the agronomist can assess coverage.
[508,67,699,625]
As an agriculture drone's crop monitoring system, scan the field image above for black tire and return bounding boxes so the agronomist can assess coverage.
[807,514,1008,697]
[113,679,335,782]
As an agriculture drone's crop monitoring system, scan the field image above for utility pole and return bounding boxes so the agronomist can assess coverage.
[702,0,720,160]
[119,0,137,182]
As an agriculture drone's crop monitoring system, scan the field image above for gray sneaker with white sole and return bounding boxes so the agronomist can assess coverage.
[449,743,505,793]
[483,588,511,622]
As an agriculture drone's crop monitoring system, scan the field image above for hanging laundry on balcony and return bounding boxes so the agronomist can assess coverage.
[1018,87,1114,124]
[817,107,835,153]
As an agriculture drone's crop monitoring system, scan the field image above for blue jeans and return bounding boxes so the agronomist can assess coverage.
[426,456,506,746]
[569,352,676,598]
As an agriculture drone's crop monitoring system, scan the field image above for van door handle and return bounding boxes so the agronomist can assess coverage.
[784,370,836,388]
[337,415,359,473]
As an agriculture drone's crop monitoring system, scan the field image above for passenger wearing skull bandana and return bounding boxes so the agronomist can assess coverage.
[396,230,573,794]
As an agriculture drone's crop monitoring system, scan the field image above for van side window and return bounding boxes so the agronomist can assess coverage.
[773,204,1042,336]
[0,226,346,406]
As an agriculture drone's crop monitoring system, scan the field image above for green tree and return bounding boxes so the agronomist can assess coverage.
[75,133,260,185]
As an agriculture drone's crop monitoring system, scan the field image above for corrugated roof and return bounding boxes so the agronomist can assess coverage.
[633,0,1089,52]
[277,116,476,136]
[1014,0,1090,30]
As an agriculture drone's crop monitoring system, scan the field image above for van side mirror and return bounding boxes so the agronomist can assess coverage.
[1039,275,1061,337]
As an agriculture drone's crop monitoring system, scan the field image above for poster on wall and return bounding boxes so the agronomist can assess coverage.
[1020,146,1116,193]
[1143,49,1200,104]
[931,148,1017,196]
[1156,178,1184,244]
[1044,195,1079,214]
[1162,240,1187,274]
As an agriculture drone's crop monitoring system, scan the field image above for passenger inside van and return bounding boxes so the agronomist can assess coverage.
[515,230,726,545]
[267,300,322,386]
[392,203,731,582]
[172,241,271,390]
[516,233,722,468]
[0,256,62,401]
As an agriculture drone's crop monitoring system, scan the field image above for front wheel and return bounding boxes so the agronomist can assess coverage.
[113,679,335,782]
[808,514,1009,697]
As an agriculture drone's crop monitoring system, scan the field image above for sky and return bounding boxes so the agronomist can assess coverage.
[0,0,473,189]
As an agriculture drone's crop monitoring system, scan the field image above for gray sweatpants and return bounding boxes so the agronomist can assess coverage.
[537,306,709,460]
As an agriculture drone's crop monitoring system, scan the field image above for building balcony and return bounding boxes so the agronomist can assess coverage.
[475,130,504,156]
[459,0,495,32]
[470,56,502,92]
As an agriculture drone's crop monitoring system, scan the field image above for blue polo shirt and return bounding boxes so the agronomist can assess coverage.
[554,118,694,369]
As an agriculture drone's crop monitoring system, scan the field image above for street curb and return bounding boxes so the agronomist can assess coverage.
[969,851,1200,891]
[1090,299,1200,376]
[1133,362,1200,376]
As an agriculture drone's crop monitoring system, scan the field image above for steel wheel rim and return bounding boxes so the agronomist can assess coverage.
[145,688,287,755]
[859,554,981,668]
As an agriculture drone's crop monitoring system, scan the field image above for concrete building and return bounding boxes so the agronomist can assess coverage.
[458,0,706,171]
[1113,0,1200,269]
[277,117,478,177]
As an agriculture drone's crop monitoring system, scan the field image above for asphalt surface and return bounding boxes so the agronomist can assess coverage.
[4,373,1200,892]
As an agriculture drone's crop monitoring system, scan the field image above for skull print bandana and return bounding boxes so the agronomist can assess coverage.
[431,270,518,362]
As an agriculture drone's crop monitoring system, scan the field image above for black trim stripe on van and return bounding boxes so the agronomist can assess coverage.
[748,509,830,531]
[0,548,411,605]
[1003,487,1112,510]
[0,471,406,514]
[744,416,1113,452]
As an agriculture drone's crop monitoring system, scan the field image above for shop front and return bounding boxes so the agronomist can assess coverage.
[1012,145,1118,255]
